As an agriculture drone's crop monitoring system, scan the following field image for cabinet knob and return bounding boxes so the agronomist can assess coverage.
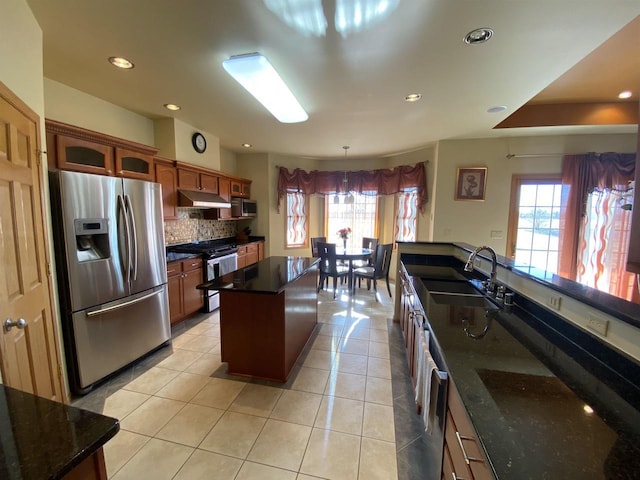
[107,170,113,174]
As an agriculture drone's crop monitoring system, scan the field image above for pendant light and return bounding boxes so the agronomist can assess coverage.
[343,146,354,204]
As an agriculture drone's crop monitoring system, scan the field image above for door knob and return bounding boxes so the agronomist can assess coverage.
[4,318,27,332]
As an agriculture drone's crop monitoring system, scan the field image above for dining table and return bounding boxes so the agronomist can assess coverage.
[335,247,374,294]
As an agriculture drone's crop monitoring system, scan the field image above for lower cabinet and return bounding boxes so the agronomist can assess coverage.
[62,447,107,480]
[236,241,264,268]
[167,258,203,325]
[444,383,494,480]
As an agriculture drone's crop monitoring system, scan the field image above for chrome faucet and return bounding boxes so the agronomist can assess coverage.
[464,245,498,294]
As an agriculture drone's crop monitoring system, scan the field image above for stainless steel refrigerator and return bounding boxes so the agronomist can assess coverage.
[49,170,171,394]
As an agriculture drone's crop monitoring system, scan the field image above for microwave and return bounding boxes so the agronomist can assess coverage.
[231,198,257,217]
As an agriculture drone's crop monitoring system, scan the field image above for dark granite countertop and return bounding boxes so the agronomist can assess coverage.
[400,241,640,329]
[403,260,640,479]
[0,385,119,479]
[166,252,199,263]
[197,256,319,294]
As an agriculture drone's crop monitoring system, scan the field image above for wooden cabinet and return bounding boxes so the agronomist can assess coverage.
[166,258,203,325]
[155,159,178,220]
[177,167,218,193]
[115,147,154,181]
[237,245,247,269]
[236,241,263,268]
[45,119,158,180]
[63,447,108,480]
[444,383,494,480]
[54,135,115,176]
[217,177,232,219]
[231,179,251,198]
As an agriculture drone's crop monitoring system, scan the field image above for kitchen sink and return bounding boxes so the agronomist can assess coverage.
[429,292,501,310]
[422,279,482,295]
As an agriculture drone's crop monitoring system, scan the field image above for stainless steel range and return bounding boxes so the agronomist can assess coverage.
[167,241,238,312]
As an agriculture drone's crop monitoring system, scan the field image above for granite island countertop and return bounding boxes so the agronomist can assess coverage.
[403,258,640,480]
[197,256,319,294]
[0,385,119,479]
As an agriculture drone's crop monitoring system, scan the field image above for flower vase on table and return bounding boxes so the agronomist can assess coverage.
[337,227,351,251]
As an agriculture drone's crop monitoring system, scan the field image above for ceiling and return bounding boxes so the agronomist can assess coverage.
[26,0,640,159]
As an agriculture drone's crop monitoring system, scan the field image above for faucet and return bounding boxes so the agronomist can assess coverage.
[464,245,498,294]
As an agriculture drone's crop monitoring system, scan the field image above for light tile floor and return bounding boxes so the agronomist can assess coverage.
[73,283,422,480]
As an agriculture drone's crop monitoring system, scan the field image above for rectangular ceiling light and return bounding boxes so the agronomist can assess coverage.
[223,53,308,123]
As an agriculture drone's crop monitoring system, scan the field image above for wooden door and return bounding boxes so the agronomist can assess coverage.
[0,82,64,401]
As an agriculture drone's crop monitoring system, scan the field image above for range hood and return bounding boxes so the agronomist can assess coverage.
[178,189,231,209]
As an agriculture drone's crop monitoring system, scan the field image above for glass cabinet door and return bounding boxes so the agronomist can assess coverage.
[56,136,114,175]
[115,147,154,181]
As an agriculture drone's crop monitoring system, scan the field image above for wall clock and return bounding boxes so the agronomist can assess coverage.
[192,132,207,153]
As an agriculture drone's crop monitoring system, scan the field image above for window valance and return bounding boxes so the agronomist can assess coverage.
[277,162,428,213]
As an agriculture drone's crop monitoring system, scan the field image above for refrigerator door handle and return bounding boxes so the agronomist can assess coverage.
[117,194,131,284]
[125,194,138,281]
[86,289,163,317]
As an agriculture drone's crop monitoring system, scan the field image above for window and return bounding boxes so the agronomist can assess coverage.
[326,192,377,247]
[285,192,308,248]
[394,190,418,242]
[506,175,562,273]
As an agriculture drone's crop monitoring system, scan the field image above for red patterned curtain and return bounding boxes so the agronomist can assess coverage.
[276,163,428,213]
[558,152,638,302]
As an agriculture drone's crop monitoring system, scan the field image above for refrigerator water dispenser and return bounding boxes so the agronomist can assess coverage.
[74,218,109,262]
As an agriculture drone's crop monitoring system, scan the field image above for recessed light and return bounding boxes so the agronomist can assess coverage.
[487,105,507,113]
[405,93,422,102]
[108,56,134,69]
[618,90,633,99]
[164,103,181,111]
[464,28,494,45]
[242,143,252,148]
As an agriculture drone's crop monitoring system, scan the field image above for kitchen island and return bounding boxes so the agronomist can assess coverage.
[197,256,319,382]
[0,385,119,479]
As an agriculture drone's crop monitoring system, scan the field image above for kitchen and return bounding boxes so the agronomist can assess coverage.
[2,1,640,479]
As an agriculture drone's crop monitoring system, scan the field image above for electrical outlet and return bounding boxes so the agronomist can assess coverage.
[474,258,482,267]
[587,316,609,337]
[546,295,562,310]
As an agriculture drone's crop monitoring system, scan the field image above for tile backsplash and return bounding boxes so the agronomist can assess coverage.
[164,208,236,245]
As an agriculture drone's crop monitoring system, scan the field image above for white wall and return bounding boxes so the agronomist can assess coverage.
[432,134,637,256]
[44,78,155,145]
[0,0,44,118]
[172,118,221,170]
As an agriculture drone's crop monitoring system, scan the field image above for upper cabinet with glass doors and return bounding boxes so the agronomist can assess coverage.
[46,119,157,181]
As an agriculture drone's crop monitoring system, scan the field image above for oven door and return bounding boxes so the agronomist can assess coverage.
[205,253,238,312]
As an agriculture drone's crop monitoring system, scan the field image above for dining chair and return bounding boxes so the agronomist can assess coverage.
[352,243,393,300]
[353,237,378,268]
[317,242,350,299]
[310,236,327,257]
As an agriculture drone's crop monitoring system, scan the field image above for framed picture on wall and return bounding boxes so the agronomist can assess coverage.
[455,167,487,201]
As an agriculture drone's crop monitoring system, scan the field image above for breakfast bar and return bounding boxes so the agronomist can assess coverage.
[197,256,319,382]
